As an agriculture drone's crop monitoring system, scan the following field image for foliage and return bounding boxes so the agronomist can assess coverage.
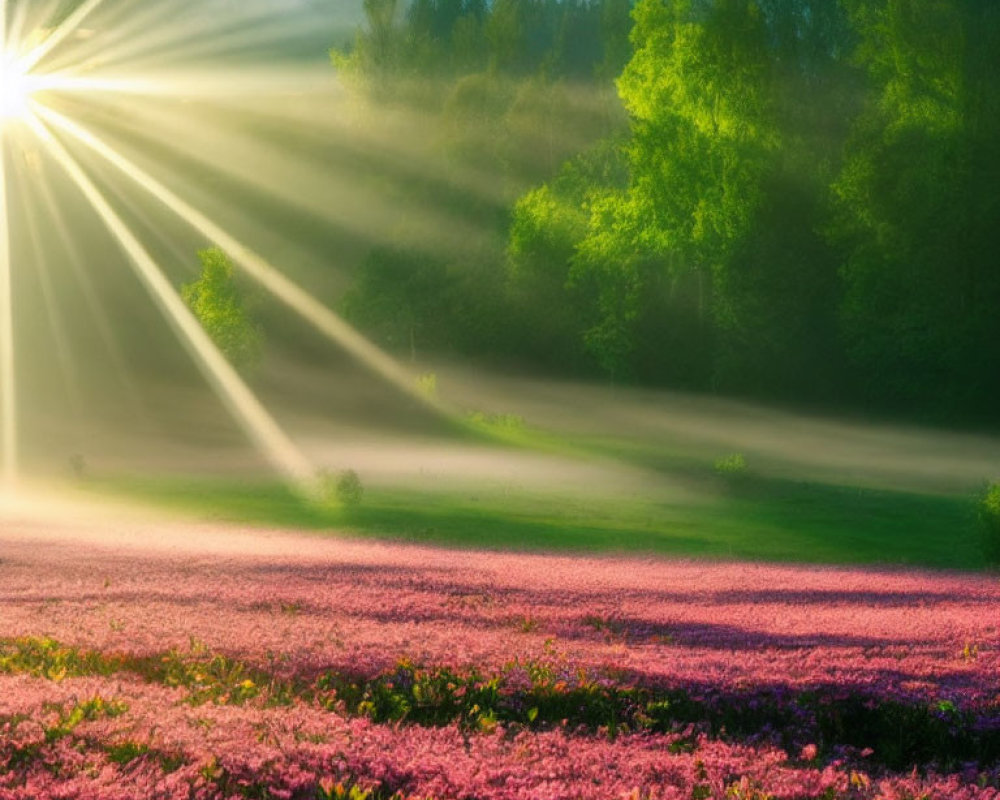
[829,0,1000,414]
[506,141,627,372]
[490,0,855,391]
[338,0,633,85]
[978,482,1000,566]
[5,634,1000,777]
[336,469,365,509]
[714,453,748,477]
[465,410,525,432]
[342,245,453,360]
[335,0,1000,422]
[340,239,516,364]
[181,248,261,374]
[415,372,438,399]
[335,0,628,370]
[560,0,782,380]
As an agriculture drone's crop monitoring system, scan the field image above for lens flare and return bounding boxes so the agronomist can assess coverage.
[0,1,455,492]
[0,52,32,122]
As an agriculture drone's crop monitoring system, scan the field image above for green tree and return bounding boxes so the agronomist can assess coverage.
[708,0,856,397]
[485,0,527,74]
[507,146,621,372]
[597,0,635,81]
[831,0,1000,412]
[182,249,262,374]
[335,0,402,96]
[341,245,455,361]
[572,0,779,380]
[451,11,489,73]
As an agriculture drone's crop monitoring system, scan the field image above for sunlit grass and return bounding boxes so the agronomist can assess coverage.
[86,466,980,570]
[75,389,985,570]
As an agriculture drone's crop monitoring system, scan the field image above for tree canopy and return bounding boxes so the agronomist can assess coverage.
[336,0,1000,423]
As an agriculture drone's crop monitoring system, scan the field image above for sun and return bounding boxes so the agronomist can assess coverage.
[0,51,35,123]
[0,0,449,493]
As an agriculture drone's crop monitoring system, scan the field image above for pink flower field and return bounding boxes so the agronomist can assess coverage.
[1,515,999,799]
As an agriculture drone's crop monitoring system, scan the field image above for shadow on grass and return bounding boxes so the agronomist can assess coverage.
[86,471,985,570]
[707,474,979,569]
[89,476,712,556]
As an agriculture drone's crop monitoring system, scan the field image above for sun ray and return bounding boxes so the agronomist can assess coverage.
[30,151,148,423]
[13,143,85,424]
[101,14,312,72]
[45,89,489,258]
[0,131,17,488]
[20,0,109,73]
[33,74,156,94]
[35,104,454,420]
[38,0,180,74]
[5,1,30,56]
[44,2,314,78]
[27,113,317,489]
[2,2,480,488]
[42,66,334,99]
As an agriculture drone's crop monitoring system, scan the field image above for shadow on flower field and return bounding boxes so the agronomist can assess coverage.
[1,512,999,799]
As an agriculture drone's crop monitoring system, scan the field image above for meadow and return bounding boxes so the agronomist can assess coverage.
[0,369,992,799]
[3,0,999,796]
[2,505,999,800]
[91,470,982,571]
[87,377,992,573]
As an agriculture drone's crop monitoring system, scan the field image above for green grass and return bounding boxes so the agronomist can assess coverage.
[75,395,988,571]
[85,467,983,570]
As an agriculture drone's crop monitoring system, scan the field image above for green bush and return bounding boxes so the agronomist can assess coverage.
[416,373,438,399]
[337,470,364,509]
[466,410,525,432]
[714,453,748,477]
[978,481,1000,565]
[182,248,261,374]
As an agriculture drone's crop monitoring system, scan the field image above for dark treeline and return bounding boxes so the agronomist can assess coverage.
[341,0,632,83]
[338,0,1000,424]
[336,0,631,370]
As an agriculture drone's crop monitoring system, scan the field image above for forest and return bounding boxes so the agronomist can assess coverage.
[336,0,1000,423]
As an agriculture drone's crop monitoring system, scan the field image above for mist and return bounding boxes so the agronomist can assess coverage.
[0,0,995,537]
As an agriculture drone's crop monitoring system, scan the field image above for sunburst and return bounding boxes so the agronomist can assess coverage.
[0,0,448,494]
[0,51,32,121]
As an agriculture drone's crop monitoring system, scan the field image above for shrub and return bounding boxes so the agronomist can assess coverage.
[336,470,364,509]
[415,373,438,399]
[182,248,261,373]
[69,453,87,480]
[978,481,1000,566]
[714,453,748,477]
[466,410,525,432]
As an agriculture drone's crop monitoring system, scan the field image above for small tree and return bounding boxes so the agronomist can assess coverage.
[182,248,262,374]
[979,482,1000,567]
[336,470,364,509]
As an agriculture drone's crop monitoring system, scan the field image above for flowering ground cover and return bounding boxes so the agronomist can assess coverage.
[1,516,999,799]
